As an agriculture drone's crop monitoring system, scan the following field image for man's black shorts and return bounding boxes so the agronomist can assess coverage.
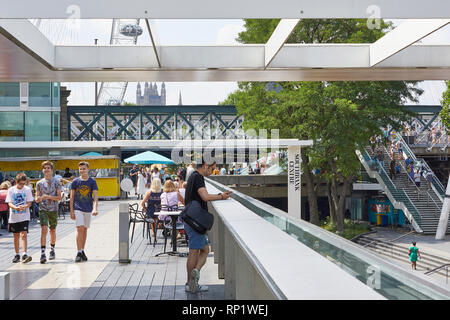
[8,220,29,233]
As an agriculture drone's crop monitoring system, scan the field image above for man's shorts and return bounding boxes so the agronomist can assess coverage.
[183,223,208,250]
[39,210,58,229]
[8,220,29,233]
[74,210,92,228]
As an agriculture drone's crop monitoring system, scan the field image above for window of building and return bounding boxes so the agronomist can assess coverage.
[0,112,24,141]
[0,83,20,106]
[52,112,60,141]
[52,82,60,107]
[25,112,51,141]
[29,83,52,107]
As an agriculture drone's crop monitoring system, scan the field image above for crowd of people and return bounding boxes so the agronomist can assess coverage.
[369,135,435,192]
[397,120,449,150]
[0,161,98,264]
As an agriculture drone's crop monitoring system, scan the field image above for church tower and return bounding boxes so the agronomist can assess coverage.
[144,82,149,105]
[136,82,142,105]
[161,82,166,105]
[178,91,183,105]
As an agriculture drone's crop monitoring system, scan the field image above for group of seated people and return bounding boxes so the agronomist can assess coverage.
[140,177,186,241]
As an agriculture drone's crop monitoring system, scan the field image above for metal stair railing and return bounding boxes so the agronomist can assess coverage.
[424,263,450,285]
[382,145,441,218]
[359,148,422,230]
[394,135,446,201]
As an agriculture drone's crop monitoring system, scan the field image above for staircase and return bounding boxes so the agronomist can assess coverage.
[357,147,450,235]
[355,235,450,280]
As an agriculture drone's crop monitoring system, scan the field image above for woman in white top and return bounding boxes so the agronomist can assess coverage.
[152,168,160,181]
[136,169,147,200]
[159,180,185,239]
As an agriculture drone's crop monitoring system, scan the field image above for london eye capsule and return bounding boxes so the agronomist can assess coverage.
[119,24,143,37]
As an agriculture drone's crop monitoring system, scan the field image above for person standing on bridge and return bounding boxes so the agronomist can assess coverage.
[409,242,421,270]
[184,158,232,293]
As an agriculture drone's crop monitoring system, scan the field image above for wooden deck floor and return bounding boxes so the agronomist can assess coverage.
[81,224,224,300]
[0,200,223,300]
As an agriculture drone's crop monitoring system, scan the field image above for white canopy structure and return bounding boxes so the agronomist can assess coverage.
[0,0,449,82]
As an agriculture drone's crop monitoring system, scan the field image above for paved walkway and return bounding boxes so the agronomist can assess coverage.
[361,227,450,286]
[0,200,223,300]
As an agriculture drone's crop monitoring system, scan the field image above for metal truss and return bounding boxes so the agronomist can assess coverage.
[68,106,247,141]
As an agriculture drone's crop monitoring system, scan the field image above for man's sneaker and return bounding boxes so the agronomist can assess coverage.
[49,250,55,260]
[12,255,20,263]
[40,254,47,264]
[189,268,200,293]
[81,251,88,262]
[185,283,190,292]
[75,252,82,263]
[22,254,32,264]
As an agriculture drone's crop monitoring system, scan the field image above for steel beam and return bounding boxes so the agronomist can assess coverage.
[370,19,450,66]
[265,19,300,68]
[2,0,450,19]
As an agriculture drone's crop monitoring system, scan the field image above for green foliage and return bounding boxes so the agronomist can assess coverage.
[440,81,450,133]
[225,18,423,232]
[320,216,371,240]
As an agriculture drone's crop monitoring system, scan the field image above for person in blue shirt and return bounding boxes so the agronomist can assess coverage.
[70,161,98,263]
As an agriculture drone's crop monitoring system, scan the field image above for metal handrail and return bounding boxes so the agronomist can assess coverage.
[382,145,441,216]
[361,148,422,227]
[396,135,446,198]
[424,263,450,284]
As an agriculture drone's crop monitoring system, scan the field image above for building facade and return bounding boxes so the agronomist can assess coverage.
[136,82,166,106]
[0,82,65,141]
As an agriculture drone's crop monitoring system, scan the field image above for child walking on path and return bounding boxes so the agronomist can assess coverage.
[35,161,62,264]
[5,173,34,263]
[70,161,99,263]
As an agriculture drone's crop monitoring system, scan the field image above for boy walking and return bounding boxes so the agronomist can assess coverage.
[70,161,98,263]
[5,173,34,263]
[35,161,62,264]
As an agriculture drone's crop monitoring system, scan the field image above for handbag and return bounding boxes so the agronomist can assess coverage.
[180,200,214,234]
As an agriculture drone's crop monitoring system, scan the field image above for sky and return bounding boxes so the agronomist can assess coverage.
[33,19,450,106]
[35,19,245,105]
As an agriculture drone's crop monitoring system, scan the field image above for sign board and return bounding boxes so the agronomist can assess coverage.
[288,146,301,219]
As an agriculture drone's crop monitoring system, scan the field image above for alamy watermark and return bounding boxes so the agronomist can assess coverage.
[170,128,281,165]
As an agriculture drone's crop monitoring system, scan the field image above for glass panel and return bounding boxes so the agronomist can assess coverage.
[25,112,51,141]
[206,178,446,300]
[52,112,60,141]
[52,82,60,107]
[0,83,20,106]
[0,112,24,140]
[29,83,52,107]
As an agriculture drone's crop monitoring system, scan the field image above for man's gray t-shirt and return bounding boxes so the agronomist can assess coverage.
[36,177,62,212]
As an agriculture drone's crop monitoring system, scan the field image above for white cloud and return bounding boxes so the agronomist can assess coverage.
[216,23,245,45]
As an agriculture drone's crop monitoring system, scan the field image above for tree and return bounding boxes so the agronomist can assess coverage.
[224,19,422,232]
[440,81,450,133]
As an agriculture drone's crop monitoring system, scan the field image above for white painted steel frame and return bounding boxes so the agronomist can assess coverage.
[1,15,450,81]
[2,0,450,19]
[370,19,450,66]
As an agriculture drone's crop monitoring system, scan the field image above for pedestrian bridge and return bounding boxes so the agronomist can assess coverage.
[204,178,450,300]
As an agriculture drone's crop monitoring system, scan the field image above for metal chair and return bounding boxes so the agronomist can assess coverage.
[129,203,154,244]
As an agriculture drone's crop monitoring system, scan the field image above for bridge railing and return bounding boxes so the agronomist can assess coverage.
[206,178,450,300]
